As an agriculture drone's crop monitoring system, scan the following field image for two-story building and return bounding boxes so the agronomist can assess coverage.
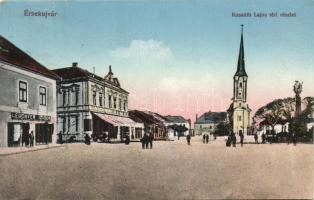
[0,35,59,147]
[52,64,143,142]
[194,111,228,136]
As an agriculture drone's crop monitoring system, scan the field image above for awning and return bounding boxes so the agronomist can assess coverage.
[93,113,144,128]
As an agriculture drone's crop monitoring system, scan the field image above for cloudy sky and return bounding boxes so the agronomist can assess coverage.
[0,0,313,122]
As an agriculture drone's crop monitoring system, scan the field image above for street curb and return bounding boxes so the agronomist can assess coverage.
[0,145,66,157]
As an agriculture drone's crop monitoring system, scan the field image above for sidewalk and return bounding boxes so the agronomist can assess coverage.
[0,144,65,156]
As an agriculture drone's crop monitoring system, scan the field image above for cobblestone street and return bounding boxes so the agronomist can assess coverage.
[0,137,313,199]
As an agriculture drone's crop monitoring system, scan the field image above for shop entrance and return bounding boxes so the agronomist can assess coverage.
[7,122,30,147]
[35,123,53,144]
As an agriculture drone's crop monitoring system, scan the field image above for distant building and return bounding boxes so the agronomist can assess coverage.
[0,35,59,147]
[165,115,190,139]
[227,25,251,135]
[129,110,168,140]
[52,64,143,142]
[194,111,227,136]
[257,119,289,135]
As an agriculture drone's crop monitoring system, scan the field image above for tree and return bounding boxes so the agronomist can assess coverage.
[253,97,295,132]
[214,122,231,136]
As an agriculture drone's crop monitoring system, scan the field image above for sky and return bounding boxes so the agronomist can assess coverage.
[0,0,313,122]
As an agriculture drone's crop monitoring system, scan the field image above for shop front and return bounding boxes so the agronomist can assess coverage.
[92,112,144,142]
[5,112,54,147]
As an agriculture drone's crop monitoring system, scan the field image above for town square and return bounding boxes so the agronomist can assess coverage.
[0,1,314,199]
[0,138,313,200]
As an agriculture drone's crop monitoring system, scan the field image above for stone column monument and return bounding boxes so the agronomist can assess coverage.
[293,80,303,118]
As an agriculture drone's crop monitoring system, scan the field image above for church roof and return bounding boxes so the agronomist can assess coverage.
[0,35,59,80]
[234,25,247,77]
[195,111,227,124]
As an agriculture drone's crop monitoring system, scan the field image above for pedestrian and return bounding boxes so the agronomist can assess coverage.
[149,133,154,149]
[232,133,236,147]
[125,134,130,145]
[254,133,258,144]
[203,134,205,143]
[226,133,232,147]
[140,134,145,149]
[84,134,91,145]
[205,134,209,144]
[29,131,34,147]
[186,134,191,145]
[262,132,266,144]
[239,131,244,147]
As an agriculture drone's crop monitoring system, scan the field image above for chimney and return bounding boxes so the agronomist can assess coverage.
[72,62,78,67]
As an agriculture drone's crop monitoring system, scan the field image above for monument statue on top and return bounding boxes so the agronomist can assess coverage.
[293,80,303,117]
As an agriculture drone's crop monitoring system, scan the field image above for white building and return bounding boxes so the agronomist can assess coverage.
[0,35,59,147]
[194,111,227,136]
[52,64,143,142]
[165,115,190,140]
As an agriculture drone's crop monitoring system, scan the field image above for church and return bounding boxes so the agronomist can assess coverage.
[227,25,251,135]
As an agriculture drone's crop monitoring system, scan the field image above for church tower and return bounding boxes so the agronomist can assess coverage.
[230,25,251,135]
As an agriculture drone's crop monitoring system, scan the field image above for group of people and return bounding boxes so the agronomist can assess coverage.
[141,133,154,149]
[226,131,244,147]
[202,134,210,144]
[22,130,34,147]
[260,132,298,145]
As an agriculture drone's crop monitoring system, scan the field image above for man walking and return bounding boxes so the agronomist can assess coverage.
[232,133,236,147]
[29,131,34,147]
[149,133,154,149]
[203,134,205,143]
[239,131,244,147]
[254,133,258,144]
[186,134,191,145]
[205,134,209,144]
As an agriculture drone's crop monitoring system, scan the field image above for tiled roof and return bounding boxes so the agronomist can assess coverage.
[195,111,227,124]
[165,115,187,123]
[52,66,103,82]
[0,35,59,80]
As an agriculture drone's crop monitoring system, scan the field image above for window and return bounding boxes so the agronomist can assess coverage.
[75,116,79,132]
[84,119,91,131]
[68,117,71,130]
[39,86,46,105]
[113,97,116,109]
[19,81,27,102]
[239,82,242,88]
[62,117,66,133]
[238,116,242,121]
[99,93,103,107]
[93,91,97,105]
[75,90,79,105]
[123,101,126,111]
[119,98,122,110]
[62,92,66,106]
[108,95,112,108]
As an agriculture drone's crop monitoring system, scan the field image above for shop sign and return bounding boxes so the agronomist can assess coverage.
[11,112,51,121]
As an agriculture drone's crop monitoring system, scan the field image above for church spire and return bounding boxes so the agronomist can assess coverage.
[235,24,247,77]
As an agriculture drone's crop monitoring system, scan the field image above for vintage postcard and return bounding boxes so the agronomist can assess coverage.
[0,0,313,199]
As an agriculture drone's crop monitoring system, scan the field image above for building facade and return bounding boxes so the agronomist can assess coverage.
[52,64,143,142]
[129,110,168,140]
[0,35,59,147]
[228,25,251,135]
[165,115,190,139]
[194,111,227,136]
